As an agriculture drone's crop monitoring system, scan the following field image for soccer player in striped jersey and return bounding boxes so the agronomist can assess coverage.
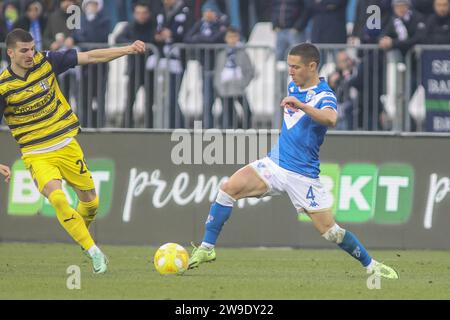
[188,43,399,280]
[0,29,145,274]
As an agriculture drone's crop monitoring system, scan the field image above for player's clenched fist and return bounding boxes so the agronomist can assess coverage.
[128,40,146,55]
[0,164,11,183]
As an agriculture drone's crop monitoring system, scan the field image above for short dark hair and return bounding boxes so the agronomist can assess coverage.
[6,29,34,48]
[289,43,320,67]
[133,0,150,11]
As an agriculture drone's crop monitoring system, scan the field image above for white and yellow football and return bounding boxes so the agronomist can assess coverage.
[154,243,189,275]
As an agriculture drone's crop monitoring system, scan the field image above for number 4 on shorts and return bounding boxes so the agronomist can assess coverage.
[307,186,319,208]
[307,186,315,201]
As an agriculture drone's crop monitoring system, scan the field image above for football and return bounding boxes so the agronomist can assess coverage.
[154,243,189,275]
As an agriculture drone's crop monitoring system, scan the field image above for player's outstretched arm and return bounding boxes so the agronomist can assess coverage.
[76,40,146,65]
[281,96,337,128]
[0,164,11,183]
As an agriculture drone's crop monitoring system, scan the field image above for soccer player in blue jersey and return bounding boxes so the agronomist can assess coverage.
[188,43,399,280]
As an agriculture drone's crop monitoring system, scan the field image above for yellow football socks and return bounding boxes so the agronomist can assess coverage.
[48,190,95,250]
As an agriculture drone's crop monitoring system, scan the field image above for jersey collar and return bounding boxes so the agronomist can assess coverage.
[7,65,33,82]
[297,77,325,93]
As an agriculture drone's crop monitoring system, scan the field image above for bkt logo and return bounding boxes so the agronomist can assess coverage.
[7,159,115,218]
[300,163,414,224]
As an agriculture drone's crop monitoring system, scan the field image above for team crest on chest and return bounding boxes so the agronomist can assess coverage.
[305,90,316,103]
[39,79,50,91]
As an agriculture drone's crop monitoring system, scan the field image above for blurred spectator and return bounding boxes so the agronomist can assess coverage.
[184,0,245,37]
[71,0,110,45]
[43,0,80,111]
[186,0,225,21]
[15,0,56,12]
[347,49,386,130]
[184,0,227,39]
[0,1,14,64]
[310,0,348,44]
[116,1,155,128]
[1,1,20,42]
[423,0,450,44]
[328,50,357,130]
[271,0,309,61]
[154,0,193,128]
[350,0,392,44]
[184,0,228,128]
[69,0,111,128]
[14,0,47,51]
[43,0,77,50]
[379,0,426,125]
[379,0,427,57]
[348,0,391,131]
[214,27,254,129]
[412,0,435,17]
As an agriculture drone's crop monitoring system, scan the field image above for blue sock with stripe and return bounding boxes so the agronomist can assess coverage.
[202,202,233,246]
[338,231,372,267]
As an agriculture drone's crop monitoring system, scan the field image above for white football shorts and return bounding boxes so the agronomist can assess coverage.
[249,157,333,214]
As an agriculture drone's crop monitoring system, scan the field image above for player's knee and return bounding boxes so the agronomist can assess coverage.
[78,196,99,217]
[93,198,100,215]
[48,190,70,212]
[77,189,97,203]
[88,196,99,211]
[322,224,346,244]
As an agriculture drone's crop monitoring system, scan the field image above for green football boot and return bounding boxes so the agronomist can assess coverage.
[188,242,216,270]
[92,251,108,274]
[369,261,399,280]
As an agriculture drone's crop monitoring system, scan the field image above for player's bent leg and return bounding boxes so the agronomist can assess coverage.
[308,210,399,280]
[189,166,268,270]
[199,166,268,248]
[74,188,99,229]
[221,165,269,200]
[45,182,95,251]
[74,189,100,261]
[73,188,108,273]
[44,182,107,274]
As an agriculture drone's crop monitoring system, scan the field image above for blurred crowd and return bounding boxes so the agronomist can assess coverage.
[0,0,449,130]
[1,0,448,54]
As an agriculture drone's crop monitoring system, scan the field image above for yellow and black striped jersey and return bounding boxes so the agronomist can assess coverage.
[0,49,80,154]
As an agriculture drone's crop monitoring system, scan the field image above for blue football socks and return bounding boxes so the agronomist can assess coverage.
[202,202,233,246]
[338,231,372,267]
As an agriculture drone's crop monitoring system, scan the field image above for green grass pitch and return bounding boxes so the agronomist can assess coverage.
[1,242,449,300]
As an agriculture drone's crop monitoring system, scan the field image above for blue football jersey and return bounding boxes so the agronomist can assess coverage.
[268,78,337,179]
